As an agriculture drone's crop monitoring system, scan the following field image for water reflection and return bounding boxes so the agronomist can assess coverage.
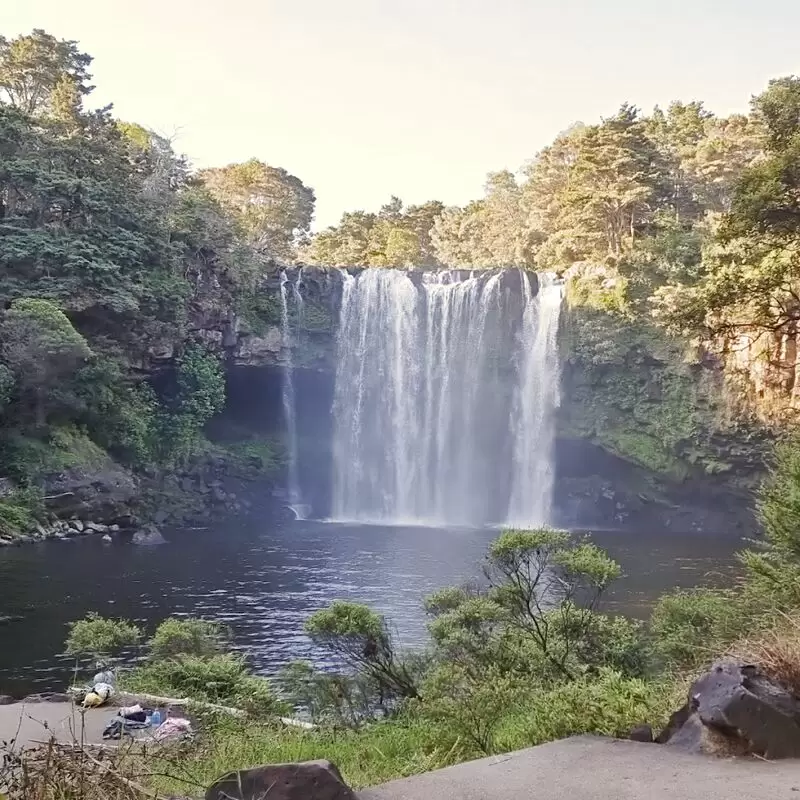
[0,520,744,697]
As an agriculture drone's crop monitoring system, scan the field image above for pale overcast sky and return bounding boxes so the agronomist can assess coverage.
[2,0,799,227]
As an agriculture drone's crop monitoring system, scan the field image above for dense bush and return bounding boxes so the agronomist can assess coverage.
[126,653,280,716]
[148,617,230,660]
[65,613,142,661]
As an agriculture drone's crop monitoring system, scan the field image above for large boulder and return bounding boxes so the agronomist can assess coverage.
[205,760,356,800]
[40,460,137,523]
[132,524,167,546]
[661,659,800,758]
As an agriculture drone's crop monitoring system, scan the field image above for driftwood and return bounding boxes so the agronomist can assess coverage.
[115,692,247,718]
[68,688,247,718]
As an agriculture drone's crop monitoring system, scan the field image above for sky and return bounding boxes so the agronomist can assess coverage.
[3,0,800,229]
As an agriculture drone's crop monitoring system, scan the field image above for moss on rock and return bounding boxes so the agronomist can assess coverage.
[560,267,770,486]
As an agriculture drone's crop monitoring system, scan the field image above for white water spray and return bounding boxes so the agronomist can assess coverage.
[507,273,563,526]
[330,268,562,527]
[279,270,306,519]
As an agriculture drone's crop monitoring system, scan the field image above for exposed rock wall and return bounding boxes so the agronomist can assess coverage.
[558,264,774,501]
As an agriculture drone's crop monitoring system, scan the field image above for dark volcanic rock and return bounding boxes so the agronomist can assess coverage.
[629,724,654,743]
[132,524,167,546]
[661,659,800,758]
[40,461,137,523]
[205,760,356,800]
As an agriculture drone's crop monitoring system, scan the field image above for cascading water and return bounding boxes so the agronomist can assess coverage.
[330,267,562,527]
[279,270,306,519]
[507,273,563,527]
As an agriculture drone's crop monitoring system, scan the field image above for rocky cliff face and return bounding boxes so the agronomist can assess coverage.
[558,264,775,508]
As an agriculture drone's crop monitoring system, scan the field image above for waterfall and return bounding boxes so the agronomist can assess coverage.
[330,267,562,527]
[507,273,563,527]
[279,270,306,519]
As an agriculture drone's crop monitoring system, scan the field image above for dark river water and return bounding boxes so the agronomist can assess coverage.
[0,519,745,697]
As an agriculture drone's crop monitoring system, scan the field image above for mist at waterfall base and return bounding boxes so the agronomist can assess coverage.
[326,268,562,527]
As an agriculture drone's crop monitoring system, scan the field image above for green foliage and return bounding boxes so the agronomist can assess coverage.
[650,588,743,670]
[221,437,284,477]
[176,345,226,424]
[278,660,377,728]
[126,654,279,715]
[0,29,93,116]
[741,433,800,609]
[306,198,445,268]
[486,528,621,679]
[65,613,142,660]
[0,488,43,537]
[75,358,160,467]
[1,298,91,426]
[154,345,226,465]
[306,601,419,701]
[198,159,315,261]
[148,617,230,661]
[419,663,520,754]
[237,291,282,334]
[495,670,675,751]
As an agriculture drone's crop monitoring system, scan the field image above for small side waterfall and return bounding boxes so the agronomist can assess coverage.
[507,273,563,526]
[330,268,563,527]
[279,270,306,519]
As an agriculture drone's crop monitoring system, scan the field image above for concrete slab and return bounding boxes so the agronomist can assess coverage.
[359,735,800,800]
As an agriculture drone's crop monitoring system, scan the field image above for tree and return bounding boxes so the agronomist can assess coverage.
[485,528,621,679]
[305,600,419,701]
[155,344,226,464]
[305,198,446,268]
[198,158,315,261]
[0,29,93,116]
[0,104,187,356]
[562,105,669,260]
[1,298,91,426]
[652,78,799,338]
[432,172,534,268]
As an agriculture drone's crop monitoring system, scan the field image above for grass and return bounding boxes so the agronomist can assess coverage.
[145,670,680,795]
[730,612,800,696]
[149,715,459,794]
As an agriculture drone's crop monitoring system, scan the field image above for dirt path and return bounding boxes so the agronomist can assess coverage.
[0,702,116,748]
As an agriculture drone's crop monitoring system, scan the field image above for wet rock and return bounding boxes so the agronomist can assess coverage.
[205,760,356,800]
[40,460,137,523]
[661,659,800,758]
[153,510,170,525]
[132,524,167,546]
[212,486,228,503]
[102,534,113,543]
[85,521,109,534]
[70,519,84,532]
